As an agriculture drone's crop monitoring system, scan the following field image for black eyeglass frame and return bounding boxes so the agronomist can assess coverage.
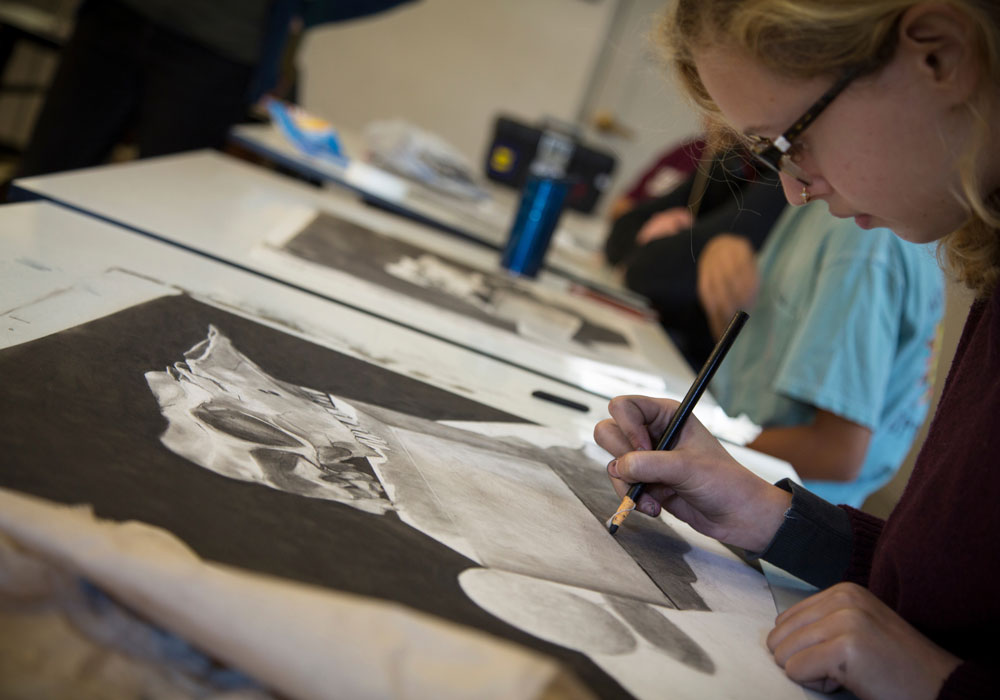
[748,64,866,186]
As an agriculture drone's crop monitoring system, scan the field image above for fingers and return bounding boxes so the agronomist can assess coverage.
[768,604,857,695]
[635,208,693,245]
[635,217,669,246]
[636,485,670,516]
[771,583,868,637]
[766,584,869,690]
[594,418,636,458]
[768,588,841,653]
[770,609,854,668]
[605,395,677,451]
[779,639,847,693]
[598,395,681,521]
[606,458,668,517]
[612,448,692,491]
[697,263,734,339]
[697,235,758,338]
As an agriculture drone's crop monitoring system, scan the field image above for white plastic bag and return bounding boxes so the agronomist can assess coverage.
[364,119,490,201]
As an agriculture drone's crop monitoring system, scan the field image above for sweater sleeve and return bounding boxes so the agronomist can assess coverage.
[839,506,884,587]
[604,180,695,264]
[938,657,996,699]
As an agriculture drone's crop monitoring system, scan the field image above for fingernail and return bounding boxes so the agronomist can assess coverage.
[639,497,659,517]
[607,459,619,477]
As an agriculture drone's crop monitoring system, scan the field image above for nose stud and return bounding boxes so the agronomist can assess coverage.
[801,186,811,204]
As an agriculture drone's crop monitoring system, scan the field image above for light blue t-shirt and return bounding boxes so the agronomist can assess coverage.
[710,203,944,507]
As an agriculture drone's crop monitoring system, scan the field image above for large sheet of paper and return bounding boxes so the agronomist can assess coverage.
[0,203,807,698]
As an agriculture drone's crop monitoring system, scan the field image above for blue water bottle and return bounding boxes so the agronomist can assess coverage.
[500,131,574,278]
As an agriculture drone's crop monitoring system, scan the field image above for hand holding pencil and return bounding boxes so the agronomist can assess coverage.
[594,311,792,552]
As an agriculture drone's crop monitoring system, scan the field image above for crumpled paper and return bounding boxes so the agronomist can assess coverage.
[0,487,592,700]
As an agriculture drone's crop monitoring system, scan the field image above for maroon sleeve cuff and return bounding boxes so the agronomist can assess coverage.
[839,506,884,587]
[938,660,993,699]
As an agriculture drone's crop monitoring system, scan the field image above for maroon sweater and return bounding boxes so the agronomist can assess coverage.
[843,282,1000,698]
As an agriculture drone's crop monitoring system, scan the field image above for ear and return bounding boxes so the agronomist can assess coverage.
[897,3,979,97]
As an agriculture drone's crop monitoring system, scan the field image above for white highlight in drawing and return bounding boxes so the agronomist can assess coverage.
[385,253,583,342]
[145,326,392,515]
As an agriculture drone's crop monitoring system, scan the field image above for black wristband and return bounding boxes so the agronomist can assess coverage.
[748,478,853,589]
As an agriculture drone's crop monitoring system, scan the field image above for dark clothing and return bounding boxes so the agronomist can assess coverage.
[621,138,705,203]
[605,152,782,266]
[117,0,271,65]
[863,278,1000,697]
[14,0,420,180]
[605,154,786,367]
[756,479,854,589]
[758,281,1000,699]
[15,0,256,179]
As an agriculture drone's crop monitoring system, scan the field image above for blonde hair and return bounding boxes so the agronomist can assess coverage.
[662,0,1000,297]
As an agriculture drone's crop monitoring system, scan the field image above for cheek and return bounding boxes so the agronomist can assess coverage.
[817,123,910,212]
[832,156,888,201]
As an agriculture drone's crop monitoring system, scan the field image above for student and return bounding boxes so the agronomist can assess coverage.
[595,2,999,698]
[705,202,943,508]
[605,135,706,222]
[606,147,788,366]
[12,0,416,181]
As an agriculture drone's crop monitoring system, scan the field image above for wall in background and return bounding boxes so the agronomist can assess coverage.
[576,0,702,216]
[300,1,642,178]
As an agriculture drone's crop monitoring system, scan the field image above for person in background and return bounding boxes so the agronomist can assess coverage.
[11,0,416,181]
[596,1,1000,697]
[605,145,787,367]
[705,202,943,508]
[605,135,706,222]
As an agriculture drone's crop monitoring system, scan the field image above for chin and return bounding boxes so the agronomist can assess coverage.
[880,219,950,245]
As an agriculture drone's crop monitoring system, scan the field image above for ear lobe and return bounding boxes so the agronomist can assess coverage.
[897,3,976,89]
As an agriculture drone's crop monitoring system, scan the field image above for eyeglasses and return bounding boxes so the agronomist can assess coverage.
[747,65,864,186]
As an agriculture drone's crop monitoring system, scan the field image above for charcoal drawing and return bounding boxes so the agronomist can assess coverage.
[145,325,394,515]
[603,596,715,673]
[0,291,792,698]
[0,293,633,697]
[144,323,666,603]
[459,568,639,656]
[281,212,628,347]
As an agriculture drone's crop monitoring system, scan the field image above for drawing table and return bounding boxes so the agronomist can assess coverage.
[229,122,627,298]
[0,201,817,700]
[11,151,734,429]
[0,201,611,439]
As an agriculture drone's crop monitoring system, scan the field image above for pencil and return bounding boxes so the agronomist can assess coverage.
[606,310,750,535]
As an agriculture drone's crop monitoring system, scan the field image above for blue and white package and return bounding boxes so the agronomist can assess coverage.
[266,99,346,163]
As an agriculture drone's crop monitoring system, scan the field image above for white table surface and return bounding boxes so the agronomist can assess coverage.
[0,201,607,441]
[13,150,712,411]
[229,122,632,299]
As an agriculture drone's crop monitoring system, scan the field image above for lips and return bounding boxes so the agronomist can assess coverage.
[828,207,874,229]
